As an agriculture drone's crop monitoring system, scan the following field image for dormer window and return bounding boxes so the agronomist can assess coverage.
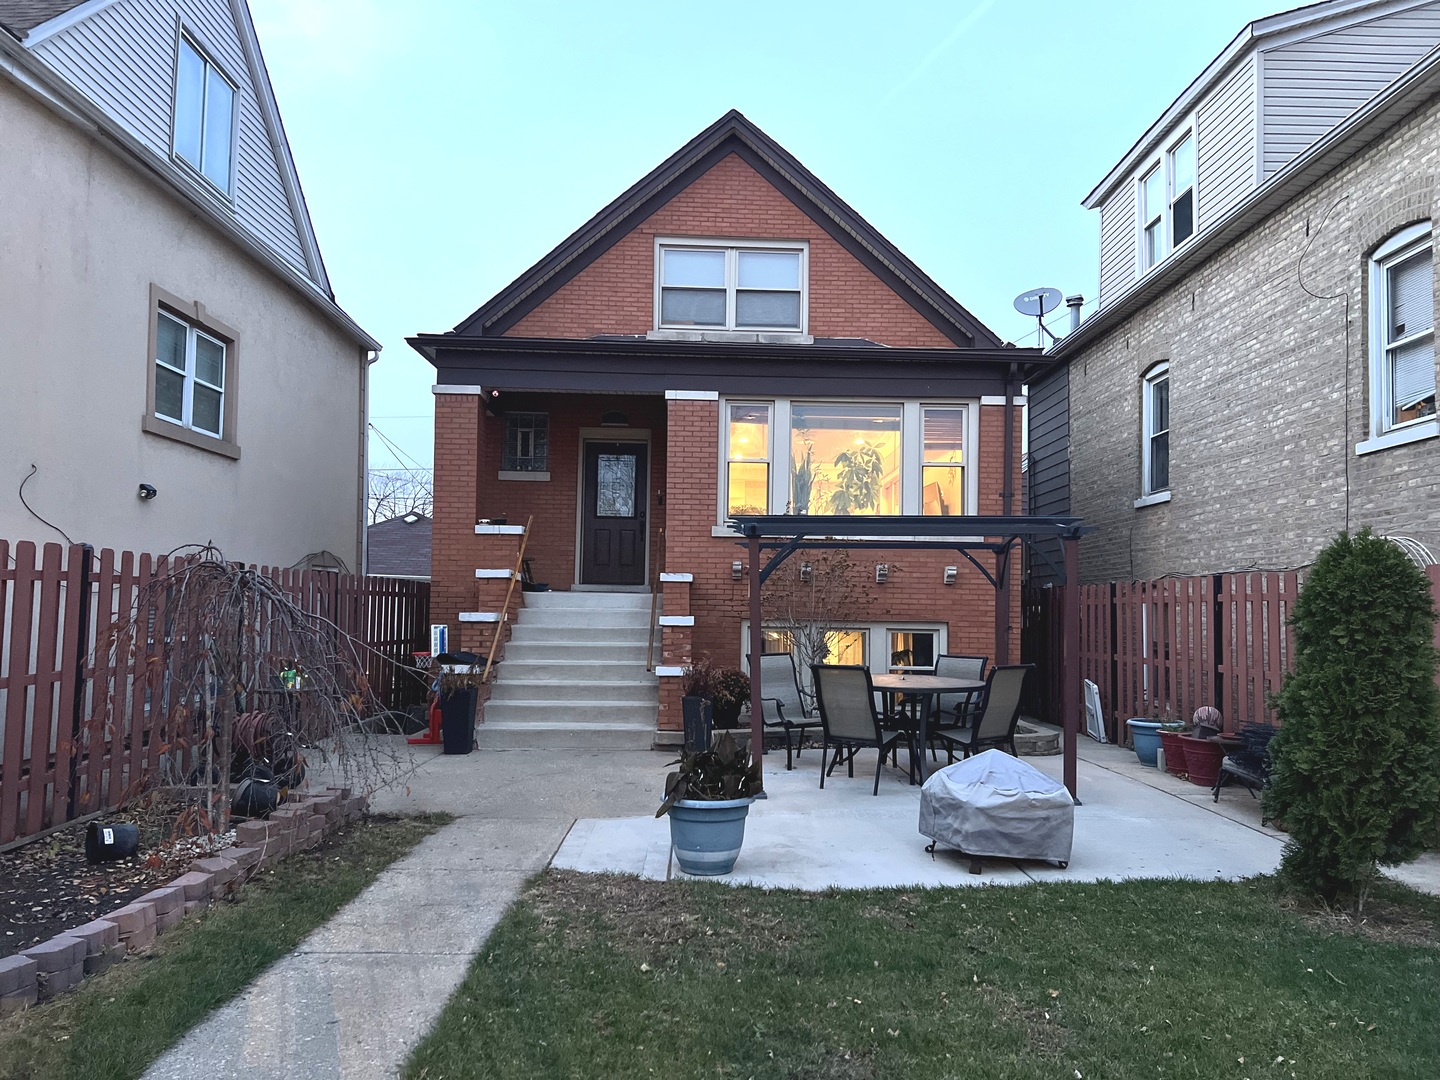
[173,34,236,194]
[656,240,807,332]
[1139,130,1195,272]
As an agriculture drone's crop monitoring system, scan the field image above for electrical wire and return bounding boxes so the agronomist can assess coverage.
[367,423,431,474]
[17,464,74,546]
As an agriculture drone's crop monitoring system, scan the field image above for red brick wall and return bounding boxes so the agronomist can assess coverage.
[431,394,482,638]
[505,153,956,348]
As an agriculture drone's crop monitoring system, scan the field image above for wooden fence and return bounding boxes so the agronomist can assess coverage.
[1024,566,1440,743]
[0,540,429,848]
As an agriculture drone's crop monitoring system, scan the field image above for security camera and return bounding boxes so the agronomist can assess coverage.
[138,483,158,501]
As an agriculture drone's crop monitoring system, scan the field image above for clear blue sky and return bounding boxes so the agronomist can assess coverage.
[248,0,1284,470]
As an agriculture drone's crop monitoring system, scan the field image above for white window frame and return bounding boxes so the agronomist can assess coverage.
[715,397,978,529]
[741,622,948,683]
[171,30,237,196]
[723,401,773,515]
[1362,223,1438,454]
[155,310,226,438]
[1139,363,1170,503]
[654,237,809,334]
[1136,122,1197,273]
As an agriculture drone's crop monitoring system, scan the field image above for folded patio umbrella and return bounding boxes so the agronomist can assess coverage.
[918,749,1074,867]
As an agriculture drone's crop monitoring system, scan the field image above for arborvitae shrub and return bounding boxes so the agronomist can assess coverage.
[1265,529,1440,907]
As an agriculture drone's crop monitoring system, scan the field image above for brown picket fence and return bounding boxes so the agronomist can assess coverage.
[1024,566,1440,743]
[0,540,429,848]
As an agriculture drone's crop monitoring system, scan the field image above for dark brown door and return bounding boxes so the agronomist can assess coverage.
[581,442,647,585]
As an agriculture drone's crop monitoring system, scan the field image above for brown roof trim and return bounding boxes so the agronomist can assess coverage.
[448,110,1002,349]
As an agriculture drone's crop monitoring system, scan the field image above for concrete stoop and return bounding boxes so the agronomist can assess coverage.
[478,590,658,750]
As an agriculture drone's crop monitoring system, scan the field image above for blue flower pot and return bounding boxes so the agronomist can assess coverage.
[1126,719,1164,767]
[667,797,754,876]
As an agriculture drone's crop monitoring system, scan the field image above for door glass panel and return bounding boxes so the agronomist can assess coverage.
[596,454,636,517]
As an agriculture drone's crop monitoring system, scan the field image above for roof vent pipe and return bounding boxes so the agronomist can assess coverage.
[1065,294,1084,334]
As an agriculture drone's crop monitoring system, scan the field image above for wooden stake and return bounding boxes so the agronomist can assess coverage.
[482,516,532,684]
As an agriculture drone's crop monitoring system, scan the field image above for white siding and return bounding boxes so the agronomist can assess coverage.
[1261,2,1440,178]
[1098,180,1136,309]
[1196,53,1257,229]
[31,0,311,277]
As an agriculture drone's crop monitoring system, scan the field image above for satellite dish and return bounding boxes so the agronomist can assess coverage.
[1013,287,1063,317]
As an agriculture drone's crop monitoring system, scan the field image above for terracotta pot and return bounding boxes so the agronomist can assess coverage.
[1179,734,1225,788]
[1158,729,1189,777]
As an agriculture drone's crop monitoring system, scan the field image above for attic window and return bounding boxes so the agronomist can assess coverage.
[657,240,807,332]
[172,34,236,194]
[1139,128,1195,272]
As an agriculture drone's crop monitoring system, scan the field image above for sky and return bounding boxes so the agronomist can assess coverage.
[247,0,1286,471]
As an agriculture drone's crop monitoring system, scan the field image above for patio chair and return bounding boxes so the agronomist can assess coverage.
[757,652,823,770]
[930,653,988,737]
[1213,723,1278,823]
[931,664,1034,762]
[810,664,904,796]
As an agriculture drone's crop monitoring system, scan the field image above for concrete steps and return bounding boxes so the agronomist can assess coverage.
[478,590,659,750]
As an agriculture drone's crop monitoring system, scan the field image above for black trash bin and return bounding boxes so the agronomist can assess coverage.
[681,695,713,753]
[439,687,478,754]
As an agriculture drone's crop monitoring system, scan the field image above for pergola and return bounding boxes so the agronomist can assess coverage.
[728,515,1088,799]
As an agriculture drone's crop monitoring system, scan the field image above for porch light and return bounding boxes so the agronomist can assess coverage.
[601,410,629,426]
[875,564,889,584]
[944,566,958,585]
[732,560,745,580]
[799,561,812,582]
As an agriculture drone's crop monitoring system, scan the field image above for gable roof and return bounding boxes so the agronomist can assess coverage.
[453,110,1002,348]
[1082,0,1432,208]
[366,514,432,579]
[0,1,82,38]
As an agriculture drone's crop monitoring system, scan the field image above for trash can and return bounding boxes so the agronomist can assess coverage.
[682,696,713,753]
[439,687,478,754]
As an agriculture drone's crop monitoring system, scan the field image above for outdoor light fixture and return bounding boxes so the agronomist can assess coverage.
[799,561,812,582]
[600,410,629,427]
[732,560,744,580]
[944,565,958,585]
[875,564,889,584]
[137,484,157,501]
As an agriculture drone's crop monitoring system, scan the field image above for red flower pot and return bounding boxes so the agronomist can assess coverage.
[1179,735,1225,788]
[1158,730,1188,777]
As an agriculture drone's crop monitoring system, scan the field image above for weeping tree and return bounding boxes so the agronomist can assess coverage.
[91,546,414,833]
[1265,529,1440,910]
[761,550,875,711]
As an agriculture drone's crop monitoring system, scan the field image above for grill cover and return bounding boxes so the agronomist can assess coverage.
[918,750,1074,864]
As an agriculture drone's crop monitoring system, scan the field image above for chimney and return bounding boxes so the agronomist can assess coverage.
[1065,294,1084,334]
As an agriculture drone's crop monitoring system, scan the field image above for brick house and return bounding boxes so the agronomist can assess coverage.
[411,111,1043,748]
[1033,0,1440,584]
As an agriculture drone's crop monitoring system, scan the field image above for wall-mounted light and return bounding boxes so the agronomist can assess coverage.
[799,561,812,582]
[875,564,889,584]
[601,410,629,427]
[943,565,958,585]
[138,483,158,501]
[732,560,745,581]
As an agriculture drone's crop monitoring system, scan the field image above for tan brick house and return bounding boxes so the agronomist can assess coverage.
[1034,0,1440,584]
[411,111,1043,748]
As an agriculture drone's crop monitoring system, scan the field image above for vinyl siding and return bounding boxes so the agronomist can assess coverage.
[1196,53,1257,228]
[30,0,310,277]
[1098,180,1136,309]
[1261,2,1440,178]
[1025,365,1069,586]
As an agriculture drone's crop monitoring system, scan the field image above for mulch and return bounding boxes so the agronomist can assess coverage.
[0,799,234,959]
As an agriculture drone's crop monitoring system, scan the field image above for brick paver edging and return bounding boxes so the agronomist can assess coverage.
[0,788,368,1017]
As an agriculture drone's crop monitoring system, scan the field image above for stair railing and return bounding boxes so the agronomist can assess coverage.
[482,515,532,684]
[646,527,665,672]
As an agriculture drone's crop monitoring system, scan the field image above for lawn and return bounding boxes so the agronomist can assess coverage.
[405,870,1440,1080]
[0,812,450,1080]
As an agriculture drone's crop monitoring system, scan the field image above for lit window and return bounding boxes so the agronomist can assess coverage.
[173,35,235,192]
[1141,364,1170,496]
[501,413,549,471]
[1139,130,1195,271]
[155,309,226,437]
[791,403,901,515]
[921,407,966,516]
[1370,224,1436,435]
[726,403,770,514]
[889,630,937,672]
[658,243,805,331]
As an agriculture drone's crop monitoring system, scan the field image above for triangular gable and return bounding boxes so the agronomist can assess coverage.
[457,110,1001,348]
[20,0,331,296]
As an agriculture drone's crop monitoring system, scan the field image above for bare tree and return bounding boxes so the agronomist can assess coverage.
[760,550,875,710]
[368,468,433,525]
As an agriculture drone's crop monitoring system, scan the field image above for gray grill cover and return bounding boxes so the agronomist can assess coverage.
[918,750,1074,864]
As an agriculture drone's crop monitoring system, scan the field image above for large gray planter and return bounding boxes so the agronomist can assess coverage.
[668,797,753,876]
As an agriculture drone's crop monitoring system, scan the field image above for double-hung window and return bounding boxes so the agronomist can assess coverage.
[1139,131,1195,272]
[657,241,806,332]
[155,309,227,438]
[1369,223,1436,438]
[726,403,771,514]
[1140,364,1170,499]
[172,34,235,193]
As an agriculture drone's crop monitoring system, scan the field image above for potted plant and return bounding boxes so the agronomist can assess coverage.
[1180,731,1226,788]
[656,732,762,876]
[680,658,716,752]
[1126,715,1164,767]
[710,667,751,728]
[1156,713,1190,778]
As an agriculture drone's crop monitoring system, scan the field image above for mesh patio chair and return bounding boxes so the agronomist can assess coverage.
[811,664,904,795]
[932,664,1034,762]
[757,652,823,770]
[929,653,988,740]
[1213,723,1278,823]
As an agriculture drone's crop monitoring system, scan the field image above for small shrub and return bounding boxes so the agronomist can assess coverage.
[1265,529,1440,909]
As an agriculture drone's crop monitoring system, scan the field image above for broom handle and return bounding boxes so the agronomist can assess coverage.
[482,515,532,683]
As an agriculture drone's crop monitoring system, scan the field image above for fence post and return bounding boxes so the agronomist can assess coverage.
[65,544,94,820]
[1107,582,1118,741]
[1211,573,1225,726]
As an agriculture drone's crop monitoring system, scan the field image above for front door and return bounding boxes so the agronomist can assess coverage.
[580,441,647,585]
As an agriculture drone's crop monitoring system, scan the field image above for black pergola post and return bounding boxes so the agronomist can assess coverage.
[748,531,764,791]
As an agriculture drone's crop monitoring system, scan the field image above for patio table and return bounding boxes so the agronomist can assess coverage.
[871,673,985,785]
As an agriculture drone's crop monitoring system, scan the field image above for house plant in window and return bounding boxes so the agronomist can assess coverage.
[656,732,762,876]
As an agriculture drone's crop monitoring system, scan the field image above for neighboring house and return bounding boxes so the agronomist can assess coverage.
[1034,0,1440,584]
[411,110,1042,747]
[0,0,378,567]
[366,512,431,580]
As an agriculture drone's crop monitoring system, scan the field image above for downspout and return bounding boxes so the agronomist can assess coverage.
[358,349,377,573]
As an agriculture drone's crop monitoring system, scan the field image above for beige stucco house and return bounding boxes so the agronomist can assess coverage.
[0,0,377,568]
